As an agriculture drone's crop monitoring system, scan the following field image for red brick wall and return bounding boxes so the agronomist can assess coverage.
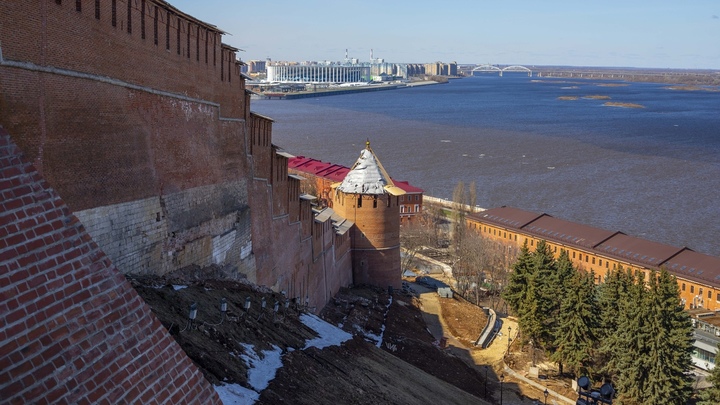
[0,2,249,211]
[0,128,220,404]
[0,1,244,119]
[333,192,401,289]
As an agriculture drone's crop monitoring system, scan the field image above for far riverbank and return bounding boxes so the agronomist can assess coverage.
[251,80,443,100]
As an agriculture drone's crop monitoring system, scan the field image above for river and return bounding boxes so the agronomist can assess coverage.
[251,75,720,256]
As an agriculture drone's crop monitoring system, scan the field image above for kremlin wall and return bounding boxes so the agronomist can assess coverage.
[0,1,400,402]
[4,1,720,403]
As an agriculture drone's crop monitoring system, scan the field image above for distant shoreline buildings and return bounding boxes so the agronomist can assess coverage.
[243,52,458,84]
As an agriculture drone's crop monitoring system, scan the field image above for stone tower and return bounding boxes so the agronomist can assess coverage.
[332,142,404,289]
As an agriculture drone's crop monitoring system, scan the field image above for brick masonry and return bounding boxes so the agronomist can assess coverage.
[0,127,221,404]
[0,2,370,400]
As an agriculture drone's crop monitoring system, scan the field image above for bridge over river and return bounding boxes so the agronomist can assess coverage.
[471,64,532,77]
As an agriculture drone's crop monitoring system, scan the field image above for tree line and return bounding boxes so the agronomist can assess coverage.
[502,240,700,404]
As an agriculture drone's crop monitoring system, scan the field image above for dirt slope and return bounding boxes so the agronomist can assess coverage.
[130,273,491,405]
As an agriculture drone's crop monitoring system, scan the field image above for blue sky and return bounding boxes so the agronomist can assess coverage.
[169,1,719,69]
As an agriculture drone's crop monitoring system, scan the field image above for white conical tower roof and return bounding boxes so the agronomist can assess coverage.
[337,141,399,195]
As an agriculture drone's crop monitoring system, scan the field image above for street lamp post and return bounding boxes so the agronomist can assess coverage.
[544,388,549,405]
[507,326,512,353]
[500,374,504,405]
[530,339,535,367]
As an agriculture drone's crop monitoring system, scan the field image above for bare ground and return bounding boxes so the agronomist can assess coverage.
[130,272,491,405]
[130,269,578,405]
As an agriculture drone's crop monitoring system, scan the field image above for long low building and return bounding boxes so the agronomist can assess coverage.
[267,64,371,83]
[466,206,720,311]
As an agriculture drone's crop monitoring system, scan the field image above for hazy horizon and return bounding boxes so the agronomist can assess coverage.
[168,0,719,70]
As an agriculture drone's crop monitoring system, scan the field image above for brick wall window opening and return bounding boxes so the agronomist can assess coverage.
[187,24,191,58]
[196,26,200,61]
[373,197,377,208]
[76,0,81,12]
[357,197,362,208]
[126,0,132,33]
[213,34,216,66]
[165,11,170,50]
[111,0,116,27]
[140,0,146,39]
[95,0,100,18]
[176,19,181,55]
[205,30,209,63]
[153,6,158,45]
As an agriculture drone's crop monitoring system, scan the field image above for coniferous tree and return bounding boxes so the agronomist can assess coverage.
[551,269,598,378]
[547,250,577,350]
[597,266,631,377]
[528,240,557,349]
[612,270,651,405]
[643,269,694,404]
[502,241,533,316]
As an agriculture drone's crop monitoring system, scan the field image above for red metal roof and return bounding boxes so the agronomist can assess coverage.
[393,180,424,194]
[663,249,720,287]
[288,156,421,189]
[468,206,546,230]
[591,232,684,268]
[521,215,618,250]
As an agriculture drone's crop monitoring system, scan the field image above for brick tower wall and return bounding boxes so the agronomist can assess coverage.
[0,128,221,404]
[333,192,401,289]
[0,1,256,279]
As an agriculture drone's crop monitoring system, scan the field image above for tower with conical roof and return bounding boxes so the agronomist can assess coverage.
[332,141,404,289]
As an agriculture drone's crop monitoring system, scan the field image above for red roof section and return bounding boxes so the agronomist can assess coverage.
[289,156,350,183]
[468,206,546,230]
[595,233,684,268]
[393,180,423,193]
[288,156,423,192]
[664,249,720,287]
[522,215,618,250]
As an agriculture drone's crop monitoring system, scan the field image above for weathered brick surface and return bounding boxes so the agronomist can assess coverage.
[0,128,221,404]
[1,4,361,392]
[0,1,257,281]
[333,192,402,289]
